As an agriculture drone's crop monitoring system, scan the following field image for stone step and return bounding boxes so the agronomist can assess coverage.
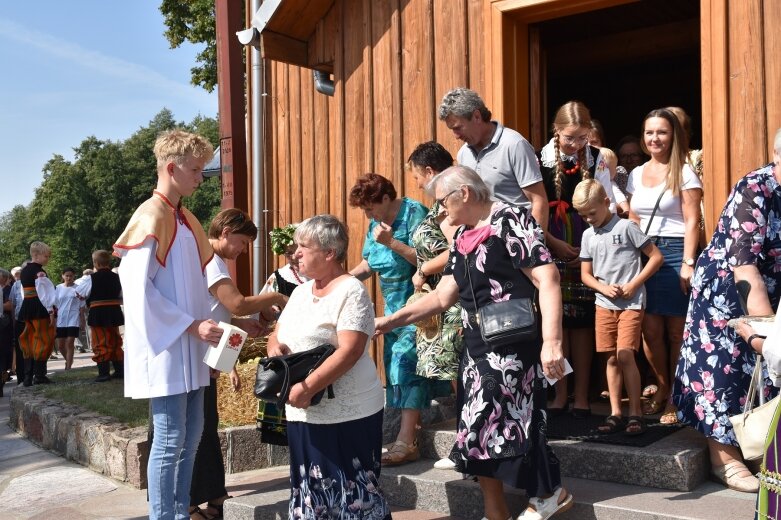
[420,418,709,491]
[222,463,755,520]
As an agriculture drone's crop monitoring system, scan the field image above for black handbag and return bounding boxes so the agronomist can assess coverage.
[254,343,336,409]
[465,256,538,347]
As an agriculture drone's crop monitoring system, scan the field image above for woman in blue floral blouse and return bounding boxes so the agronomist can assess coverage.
[672,128,781,493]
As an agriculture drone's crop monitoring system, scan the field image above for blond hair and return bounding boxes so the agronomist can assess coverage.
[572,179,607,211]
[153,129,214,170]
[552,101,593,200]
[29,241,50,257]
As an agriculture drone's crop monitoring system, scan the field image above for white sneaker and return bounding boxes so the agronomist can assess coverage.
[518,487,573,520]
[433,457,456,470]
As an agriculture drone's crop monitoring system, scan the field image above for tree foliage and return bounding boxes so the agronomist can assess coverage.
[159,0,219,92]
[0,109,221,276]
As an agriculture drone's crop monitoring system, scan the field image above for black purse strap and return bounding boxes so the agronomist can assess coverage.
[262,357,293,409]
[644,182,667,236]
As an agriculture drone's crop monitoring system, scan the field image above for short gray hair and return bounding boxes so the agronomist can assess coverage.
[775,127,781,154]
[0,269,9,283]
[438,87,491,122]
[426,165,492,203]
[294,215,350,262]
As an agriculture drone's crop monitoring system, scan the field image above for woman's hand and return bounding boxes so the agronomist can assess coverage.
[229,367,241,391]
[546,235,579,262]
[265,332,291,357]
[679,263,694,294]
[287,381,314,408]
[734,320,765,354]
[540,340,566,381]
[375,316,394,337]
[373,222,394,246]
[412,271,425,291]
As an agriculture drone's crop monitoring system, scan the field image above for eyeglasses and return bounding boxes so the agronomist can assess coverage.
[559,134,589,146]
[436,188,462,209]
[619,152,643,161]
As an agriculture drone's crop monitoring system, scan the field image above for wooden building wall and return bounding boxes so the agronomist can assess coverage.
[263,0,486,303]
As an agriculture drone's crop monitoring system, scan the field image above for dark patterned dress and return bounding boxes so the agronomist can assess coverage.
[410,200,464,380]
[539,143,602,328]
[672,164,781,446]
[443,202,561,496]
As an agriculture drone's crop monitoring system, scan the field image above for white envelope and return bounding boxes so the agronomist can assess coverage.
[203,321,248,372]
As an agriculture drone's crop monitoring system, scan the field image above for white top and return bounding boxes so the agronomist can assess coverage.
[206,254,232,325]
[55,284,84,327]
[277,276,383,424]
[116,224,212,399]
[626,163,702,237]
[761,311,781,386]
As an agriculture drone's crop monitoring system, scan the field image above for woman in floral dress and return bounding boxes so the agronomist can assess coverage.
[672,134,781,493]
[377,166,572,520]
[407,142,463,383]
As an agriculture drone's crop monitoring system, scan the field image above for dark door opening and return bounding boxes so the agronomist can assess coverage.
[531,0,701,151]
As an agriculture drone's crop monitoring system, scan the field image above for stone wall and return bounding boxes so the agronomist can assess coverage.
[9,388,289,489]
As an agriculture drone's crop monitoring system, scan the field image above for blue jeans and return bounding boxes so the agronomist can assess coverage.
[148,388,205,520]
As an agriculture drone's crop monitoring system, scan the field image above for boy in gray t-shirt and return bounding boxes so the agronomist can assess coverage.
[573,179,663,436]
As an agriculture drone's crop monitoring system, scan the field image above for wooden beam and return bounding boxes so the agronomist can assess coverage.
[215,0,250,293]
[260,31,309,68]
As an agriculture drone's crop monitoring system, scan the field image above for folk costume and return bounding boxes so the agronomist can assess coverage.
[76,268,125,381]
[18,261,56,385]
[114,190,213,519]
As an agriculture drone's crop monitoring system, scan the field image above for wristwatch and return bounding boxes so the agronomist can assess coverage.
[682,258,695,267]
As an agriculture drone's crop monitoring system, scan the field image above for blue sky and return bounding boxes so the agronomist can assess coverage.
[0,1,218,216]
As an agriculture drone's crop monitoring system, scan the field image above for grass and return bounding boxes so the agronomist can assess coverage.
[28,362,260,430]
[29,366,149,427]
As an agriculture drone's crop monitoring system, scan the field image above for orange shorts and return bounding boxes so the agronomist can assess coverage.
[595,307,644,353]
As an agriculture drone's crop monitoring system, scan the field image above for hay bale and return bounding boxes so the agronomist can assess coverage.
[216,360,260,427]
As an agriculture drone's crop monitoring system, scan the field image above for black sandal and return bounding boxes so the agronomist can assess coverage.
[207,495,232,519]
[625,416,647,436]
[189,506,216,520]
[597,415,625,434]
[571,407,592,419]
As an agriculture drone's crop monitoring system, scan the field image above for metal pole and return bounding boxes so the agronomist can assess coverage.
[251,0,264,294]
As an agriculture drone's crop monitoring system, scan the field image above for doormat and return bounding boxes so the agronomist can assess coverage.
[546,413,684,447]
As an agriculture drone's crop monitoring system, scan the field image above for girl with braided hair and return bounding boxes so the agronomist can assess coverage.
[538,101,628,418]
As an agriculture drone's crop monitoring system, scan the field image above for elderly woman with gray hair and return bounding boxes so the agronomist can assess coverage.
[265,215,391,520]
[376,166,571,520]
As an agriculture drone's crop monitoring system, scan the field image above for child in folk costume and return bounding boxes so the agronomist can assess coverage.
[76,250,124,382]
[18,241,57,386]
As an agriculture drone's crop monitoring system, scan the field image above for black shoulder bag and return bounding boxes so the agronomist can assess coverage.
[465,254,538,347]
[254,343,336,409]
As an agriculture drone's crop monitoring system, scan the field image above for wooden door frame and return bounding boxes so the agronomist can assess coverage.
[483,0,723,232]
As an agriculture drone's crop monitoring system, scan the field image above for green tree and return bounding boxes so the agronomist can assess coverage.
[0,110,221,276]
[160,0,219,92]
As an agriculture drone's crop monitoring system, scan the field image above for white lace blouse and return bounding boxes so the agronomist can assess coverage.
[276,276,384,424]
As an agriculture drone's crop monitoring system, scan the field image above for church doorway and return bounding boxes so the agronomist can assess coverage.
[527,0,701,152]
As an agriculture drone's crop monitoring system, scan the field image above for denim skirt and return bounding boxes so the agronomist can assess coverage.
[645,236,689,317]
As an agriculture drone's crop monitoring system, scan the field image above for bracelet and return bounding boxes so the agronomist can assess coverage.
[418,264,427,278]
[747,334,767,346]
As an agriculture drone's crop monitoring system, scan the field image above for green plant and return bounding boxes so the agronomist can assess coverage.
[269,224,297,256]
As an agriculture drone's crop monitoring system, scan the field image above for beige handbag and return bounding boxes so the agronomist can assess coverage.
[729,356,781,461]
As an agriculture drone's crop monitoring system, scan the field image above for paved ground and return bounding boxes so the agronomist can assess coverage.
[0,352,457,520]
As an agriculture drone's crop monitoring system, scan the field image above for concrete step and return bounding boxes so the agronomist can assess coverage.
[222,462,755,520]
[420,418,709,491]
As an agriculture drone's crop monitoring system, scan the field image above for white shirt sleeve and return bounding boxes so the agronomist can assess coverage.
[75,276,92,299]
[119,240,196,357]
[763,312,781,386]
[35,275,56,311]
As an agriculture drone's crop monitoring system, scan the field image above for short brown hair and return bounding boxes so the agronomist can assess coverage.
[208,208,258,240]
[348,173,397,207]
[92,250,112,268]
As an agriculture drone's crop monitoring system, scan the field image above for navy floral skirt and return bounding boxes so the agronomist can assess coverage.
[287,410,391,520]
